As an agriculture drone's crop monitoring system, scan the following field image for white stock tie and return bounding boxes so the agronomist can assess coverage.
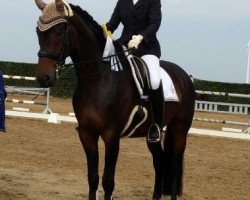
[133,0,139,5]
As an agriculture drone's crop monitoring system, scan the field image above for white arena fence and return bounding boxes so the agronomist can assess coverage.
[194,90,250,135]
[195,90,250,115]
[4,74,52,114]
[195,100,250,115]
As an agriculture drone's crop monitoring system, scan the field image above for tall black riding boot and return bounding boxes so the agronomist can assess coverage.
[147,82,165,142]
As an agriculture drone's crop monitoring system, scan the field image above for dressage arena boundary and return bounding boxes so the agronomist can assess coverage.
[193,117,250,134]
[193,117,249,127]
[6,110,77,123]
[5,110,250,140]
[189,128,250,140]
[4,74,52,114]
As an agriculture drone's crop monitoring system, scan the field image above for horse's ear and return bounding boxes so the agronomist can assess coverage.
[35,0,46,11]
[55,0,65,12]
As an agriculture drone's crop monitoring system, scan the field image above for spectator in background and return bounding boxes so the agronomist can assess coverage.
[0,70,6,132]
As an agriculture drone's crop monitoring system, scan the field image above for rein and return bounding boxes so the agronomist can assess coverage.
[64,49,130,67]
[58,50,131,80]
[37,17,131,80]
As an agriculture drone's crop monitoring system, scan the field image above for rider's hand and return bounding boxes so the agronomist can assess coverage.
[128,35,143,49]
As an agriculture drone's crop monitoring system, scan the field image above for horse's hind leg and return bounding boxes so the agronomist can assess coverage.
[153,149,165,200]
[147,143,164,200]
[78,128,99,200]
[102,131,120,200]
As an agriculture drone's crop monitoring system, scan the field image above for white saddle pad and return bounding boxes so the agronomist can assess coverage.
[122,45,179,102]
[160,67,179,102]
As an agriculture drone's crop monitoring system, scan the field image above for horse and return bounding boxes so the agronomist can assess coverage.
[34,1,195,199]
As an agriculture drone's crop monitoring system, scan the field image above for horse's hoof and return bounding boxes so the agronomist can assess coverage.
[89,192,98,200]
[104,195,113,200]
[152,194,161,200]
[170,196,177,200]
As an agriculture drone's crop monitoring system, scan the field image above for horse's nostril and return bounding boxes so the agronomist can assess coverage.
[37,74,52,87]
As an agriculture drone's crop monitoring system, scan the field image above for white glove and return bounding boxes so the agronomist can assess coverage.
[128,35,143,49]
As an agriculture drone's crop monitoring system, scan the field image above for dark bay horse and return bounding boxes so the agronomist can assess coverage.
[35,1,195,199]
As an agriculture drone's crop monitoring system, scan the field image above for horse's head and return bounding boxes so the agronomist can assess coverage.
[35,0,74,87]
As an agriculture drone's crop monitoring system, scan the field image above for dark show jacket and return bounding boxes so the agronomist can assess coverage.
[107,0,162,58]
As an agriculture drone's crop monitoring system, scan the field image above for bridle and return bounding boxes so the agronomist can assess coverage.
[37,16,131,79]
[37,20,71,73]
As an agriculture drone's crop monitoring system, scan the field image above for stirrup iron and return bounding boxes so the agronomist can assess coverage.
[147,123,161,142]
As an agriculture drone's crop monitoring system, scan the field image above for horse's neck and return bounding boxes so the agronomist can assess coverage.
[68,14,136,96]
[70,15,105,77]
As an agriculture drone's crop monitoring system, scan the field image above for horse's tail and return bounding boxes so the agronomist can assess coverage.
[162,130,174,196]
[162,127,184,197]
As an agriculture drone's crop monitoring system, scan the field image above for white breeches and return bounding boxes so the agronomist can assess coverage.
[141,55,161,90]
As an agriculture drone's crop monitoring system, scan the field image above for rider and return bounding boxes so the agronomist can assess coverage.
[105,0,164,142]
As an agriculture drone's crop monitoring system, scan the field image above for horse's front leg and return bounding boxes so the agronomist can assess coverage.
[102,131,120,200]
[78,127,99,200]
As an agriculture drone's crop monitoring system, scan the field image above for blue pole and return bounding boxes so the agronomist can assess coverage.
[0,70,6,132]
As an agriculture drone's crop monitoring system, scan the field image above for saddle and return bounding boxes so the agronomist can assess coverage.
[104,43,179,102]
[123,46,151,99]
[103,44,179,138]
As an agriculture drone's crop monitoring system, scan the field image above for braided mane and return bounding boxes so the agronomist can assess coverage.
[70,4,106,47]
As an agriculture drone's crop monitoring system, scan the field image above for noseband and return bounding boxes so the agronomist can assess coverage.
[38,22,71,68]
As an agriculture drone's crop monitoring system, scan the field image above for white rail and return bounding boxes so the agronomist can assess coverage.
[3,75,36,81]
[3,75,52,114]
[195,100,250,115]
[196,90,250,99]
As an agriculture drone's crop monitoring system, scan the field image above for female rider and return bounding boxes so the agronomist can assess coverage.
[105,0,164,142]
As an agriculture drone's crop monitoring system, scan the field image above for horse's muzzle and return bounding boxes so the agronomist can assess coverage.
[37,74,55,88]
